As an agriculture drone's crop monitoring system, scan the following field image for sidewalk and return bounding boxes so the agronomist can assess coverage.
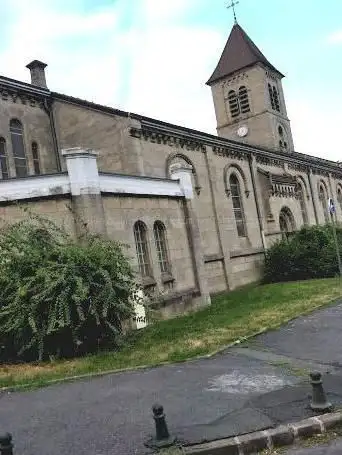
[175,374,342,450]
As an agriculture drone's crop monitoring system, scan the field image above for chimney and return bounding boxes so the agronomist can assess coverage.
[26,60,48,88]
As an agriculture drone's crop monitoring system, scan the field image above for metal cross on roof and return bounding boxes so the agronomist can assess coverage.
[226,0,239,24]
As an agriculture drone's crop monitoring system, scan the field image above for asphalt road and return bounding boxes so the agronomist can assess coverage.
[1,302,342,455]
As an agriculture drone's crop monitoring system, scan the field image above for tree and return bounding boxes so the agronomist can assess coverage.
[263,225,342,283]
[0,211,138,362]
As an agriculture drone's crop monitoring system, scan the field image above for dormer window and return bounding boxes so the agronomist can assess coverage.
[268,83,280,112]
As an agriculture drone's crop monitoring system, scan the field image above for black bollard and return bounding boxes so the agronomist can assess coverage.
[310,372,332,412]
[0,433,13,455]
[144,403,176,449]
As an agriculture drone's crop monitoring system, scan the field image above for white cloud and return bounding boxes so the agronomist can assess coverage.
[0,0,339,162]
[287,96,341,162]
[326,30,342,44]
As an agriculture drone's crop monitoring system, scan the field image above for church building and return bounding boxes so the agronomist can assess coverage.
[0,22,340,318]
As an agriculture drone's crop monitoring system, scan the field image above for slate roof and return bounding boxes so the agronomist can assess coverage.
[207,23,284,85]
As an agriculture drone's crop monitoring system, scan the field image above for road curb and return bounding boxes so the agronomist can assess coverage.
[182,411,342,455]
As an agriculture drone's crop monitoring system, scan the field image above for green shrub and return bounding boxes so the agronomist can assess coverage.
[263,224,342,283]
[0,212,138,362]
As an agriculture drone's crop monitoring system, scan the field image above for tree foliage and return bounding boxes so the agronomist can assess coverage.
[263,224,342,283]
[0,212,137,362]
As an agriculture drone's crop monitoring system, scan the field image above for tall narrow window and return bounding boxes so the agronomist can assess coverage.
[319,185,329,223]
[273,86,280,112]
[279,207,295,239]
[228,90,240,118]
[10,119,27,177]
[153,221,171,274]
[0,138,9,180]
[337,188,342,213]
[238,86,250,113]
[32,142,41,175]
[268,83,275,110]
[298,185,308,225]
[230,174,247,237]
[134,221,151,277]
[268,83,280,112]
[278,125,289,151]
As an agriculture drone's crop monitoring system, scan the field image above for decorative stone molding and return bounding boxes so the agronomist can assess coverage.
[0,87,46,109]
[169,162,194,200]
[312,168,330,177]
[296,175,310,200]
[258,168,299,199]
[317,179,329,200]
[224,163,250,198]
[166,152,201,195]
[129,127,206,152]
[256,155,284,168]
[222,71,248,88]
[212,145,249,161]
[129,125,342,184]
[288,162,309,173]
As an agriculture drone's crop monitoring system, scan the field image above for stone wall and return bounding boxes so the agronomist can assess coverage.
[2,79,342,307]
[102,194,196,295]
[0,197,75,233]
[53,100,144,175]
[0,96,58,176]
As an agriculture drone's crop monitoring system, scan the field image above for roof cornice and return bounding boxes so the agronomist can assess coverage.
[0,75,50,96]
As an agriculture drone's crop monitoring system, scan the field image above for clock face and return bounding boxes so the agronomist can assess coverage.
[237,126,248,137]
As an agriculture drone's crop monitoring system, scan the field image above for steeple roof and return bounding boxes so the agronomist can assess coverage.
[207,23,284,85]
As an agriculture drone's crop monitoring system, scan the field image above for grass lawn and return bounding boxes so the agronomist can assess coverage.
[1,277,341,390]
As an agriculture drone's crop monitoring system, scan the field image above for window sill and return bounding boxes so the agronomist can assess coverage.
[204,254,224,263]
[230,247,264,258]
[161,273,175,284]
[141,276,157,288]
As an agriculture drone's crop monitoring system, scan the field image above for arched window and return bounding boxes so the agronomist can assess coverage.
[0,138,9,180]
[319,184,329,223]
[337,187,342,213]
[10,119,27,177]
[279,207,295,238]
[230,174,247,237]
[273,86,280,112]
[31,142,41,175]
[133,221,151,277]
[153,221,171,274]
[268,83,280,112]
[298,184,308,225]
[268,83,275,110]
[278,125,288,151]
[228,90,240,118]
[238,86,250,113]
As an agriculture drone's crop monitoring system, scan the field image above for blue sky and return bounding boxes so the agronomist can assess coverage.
[1,0,341,160]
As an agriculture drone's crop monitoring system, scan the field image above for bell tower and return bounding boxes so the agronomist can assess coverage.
[207,23,294,152]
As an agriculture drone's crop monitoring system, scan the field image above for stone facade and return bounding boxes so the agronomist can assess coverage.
[0,25,342,318]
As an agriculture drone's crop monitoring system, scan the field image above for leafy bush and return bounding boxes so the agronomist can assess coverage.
[0,212,138,362]
[263,224,342,283]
